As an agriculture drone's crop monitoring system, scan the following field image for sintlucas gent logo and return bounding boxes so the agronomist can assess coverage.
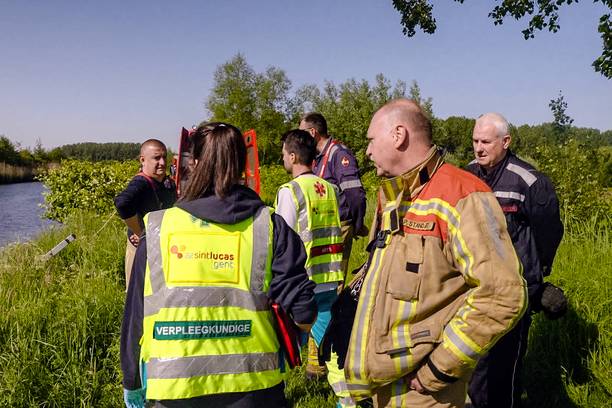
[170,245,235,262]
[170,244,186,259]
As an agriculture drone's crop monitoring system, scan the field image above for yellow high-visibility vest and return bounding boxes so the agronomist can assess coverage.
[276,176,344,284]
[140,206,282,400]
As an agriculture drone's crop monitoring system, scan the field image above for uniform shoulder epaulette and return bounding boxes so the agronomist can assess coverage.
[506,163,538,187]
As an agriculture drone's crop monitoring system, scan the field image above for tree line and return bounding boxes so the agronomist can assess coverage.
[206,54,611,177]
[205,54,612,224]
[4,53,611,220]
[0,137,141,166]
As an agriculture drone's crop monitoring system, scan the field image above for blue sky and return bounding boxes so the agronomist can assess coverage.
[1,0,610,150]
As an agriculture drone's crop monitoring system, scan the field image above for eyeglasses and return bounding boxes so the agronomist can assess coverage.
[300,126,317,136]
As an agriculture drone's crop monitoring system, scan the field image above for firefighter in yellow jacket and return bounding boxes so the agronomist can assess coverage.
[120,123,317,408]
[334,99,527,407]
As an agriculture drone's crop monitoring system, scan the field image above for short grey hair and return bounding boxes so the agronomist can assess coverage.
[477,112,509,137]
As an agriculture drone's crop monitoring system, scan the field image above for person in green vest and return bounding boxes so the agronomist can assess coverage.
[275,129,356,408]
[120,122,317,408]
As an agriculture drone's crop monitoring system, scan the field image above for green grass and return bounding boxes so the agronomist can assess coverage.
[0,210,610,407]
[522,219,612,408]
[0,212,125,407]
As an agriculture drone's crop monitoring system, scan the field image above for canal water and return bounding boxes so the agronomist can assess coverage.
[0,182,58,247]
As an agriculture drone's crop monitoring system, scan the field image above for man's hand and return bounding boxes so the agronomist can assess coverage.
[406,373,426,394]
[128,234,140,247]
[123,215,143,244]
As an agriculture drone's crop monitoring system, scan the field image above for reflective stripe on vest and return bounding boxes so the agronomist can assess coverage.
[278,177,343,284]
[141,206,281,400]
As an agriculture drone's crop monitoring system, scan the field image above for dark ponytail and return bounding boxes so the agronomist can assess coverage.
[180,122,246,201]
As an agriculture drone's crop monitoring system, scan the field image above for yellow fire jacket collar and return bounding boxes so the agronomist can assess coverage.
[380,146,445,203]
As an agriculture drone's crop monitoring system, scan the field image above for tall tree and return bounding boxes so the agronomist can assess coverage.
[294,74,408,169]
[549,90,574,138]
[0,136,21,165]
[391,0,612,78]
[408,80,433,118]
[206,54,294,164]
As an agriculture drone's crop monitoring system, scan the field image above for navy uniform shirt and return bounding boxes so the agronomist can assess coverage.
[313,138,366,232]
[467,151,563,298]
[114,174,177,238]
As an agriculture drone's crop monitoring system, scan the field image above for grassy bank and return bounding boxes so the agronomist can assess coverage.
[523,220,611,407]
[0,212,125,407]
[0,210,610,407]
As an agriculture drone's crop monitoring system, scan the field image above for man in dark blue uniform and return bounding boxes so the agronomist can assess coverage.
[299,113,367,274]
[466,113,564,408]
[114,139,177,289]
[299,112,367,380]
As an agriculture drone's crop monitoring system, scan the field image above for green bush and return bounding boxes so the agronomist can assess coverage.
[259,164,291,206]
[532,140,612,227]
[38,160,139,222]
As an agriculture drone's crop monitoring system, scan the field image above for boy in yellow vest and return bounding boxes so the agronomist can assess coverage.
[275,129,356,407]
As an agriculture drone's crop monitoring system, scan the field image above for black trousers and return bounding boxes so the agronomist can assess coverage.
[468,311,532,408]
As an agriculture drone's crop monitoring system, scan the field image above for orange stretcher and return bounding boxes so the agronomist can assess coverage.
[173,127,261,197]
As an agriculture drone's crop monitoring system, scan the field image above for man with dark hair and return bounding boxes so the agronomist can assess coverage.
[466,113,564,408]
[275,129,355,407]
[299,113,368,278]
[114,139,177,289]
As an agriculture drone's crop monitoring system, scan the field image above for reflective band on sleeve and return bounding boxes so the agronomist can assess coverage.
[506,163,537,186]
[147,352,279,379]
[289,180,310,235]
[339,179,362,190]
[250,206,270,292]
[307,261,343,276]
[146,209,167,293]
[299,226,342,243]
[345,382,372,392]
[494,191,525,202]
[443,324,481,363]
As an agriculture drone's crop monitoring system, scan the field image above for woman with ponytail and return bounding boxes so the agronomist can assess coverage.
[120,122,316,408]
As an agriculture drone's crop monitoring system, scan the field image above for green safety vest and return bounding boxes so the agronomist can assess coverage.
[140,206,282,400]
[276,176,344,284]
